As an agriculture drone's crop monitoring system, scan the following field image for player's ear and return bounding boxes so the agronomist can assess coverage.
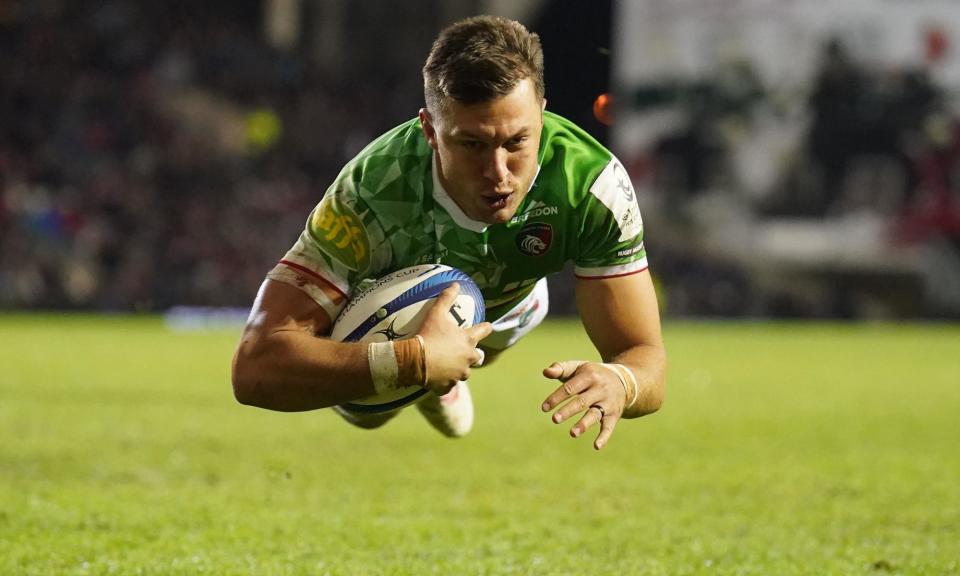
[419,108,439,151]
[541,98,547,112]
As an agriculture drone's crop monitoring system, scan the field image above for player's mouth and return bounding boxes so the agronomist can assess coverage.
[483,192,513,210]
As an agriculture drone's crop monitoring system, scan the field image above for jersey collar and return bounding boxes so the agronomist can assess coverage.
[431,155,489,233]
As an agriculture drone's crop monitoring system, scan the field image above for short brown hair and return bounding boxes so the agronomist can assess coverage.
[423,15,545,114]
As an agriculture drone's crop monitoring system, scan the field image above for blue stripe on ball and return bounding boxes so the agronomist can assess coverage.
[343,269,484,342]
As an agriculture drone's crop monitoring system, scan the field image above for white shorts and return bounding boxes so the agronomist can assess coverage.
[481,278,549,351]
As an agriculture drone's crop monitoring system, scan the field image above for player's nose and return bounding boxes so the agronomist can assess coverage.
[482,147,510,183]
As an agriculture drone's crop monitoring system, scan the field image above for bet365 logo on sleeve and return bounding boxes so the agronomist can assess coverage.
[308,195,370,271]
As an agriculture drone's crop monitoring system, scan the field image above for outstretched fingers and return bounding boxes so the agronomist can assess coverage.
[593,415,618,450]
[563,399,620,450]
[541,361,622,450]
[542,360,586,381]
[540,361,588,413]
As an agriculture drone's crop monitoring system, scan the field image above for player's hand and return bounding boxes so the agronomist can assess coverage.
[418,283,492,395]
[541,360,628,450]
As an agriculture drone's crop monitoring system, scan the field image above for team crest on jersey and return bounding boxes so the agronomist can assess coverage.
[516,222,553,256]
[308,195,370,272]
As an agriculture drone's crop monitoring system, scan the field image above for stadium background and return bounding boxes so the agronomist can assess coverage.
[2,2,959,574]
[5,0,958,319]
[0,0,612,314]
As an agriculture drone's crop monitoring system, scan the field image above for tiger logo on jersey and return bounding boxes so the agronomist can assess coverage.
[516,222,553,256]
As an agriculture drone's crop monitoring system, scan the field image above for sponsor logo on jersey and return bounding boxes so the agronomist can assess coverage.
[308,195,370,272]
[516,222,553,256]
[589,158,643,242]
[509,200,559,225]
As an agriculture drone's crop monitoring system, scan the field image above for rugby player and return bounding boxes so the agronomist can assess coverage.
[232,15,666,450]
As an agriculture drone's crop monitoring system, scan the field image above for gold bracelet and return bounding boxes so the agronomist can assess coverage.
[416,334,428,387]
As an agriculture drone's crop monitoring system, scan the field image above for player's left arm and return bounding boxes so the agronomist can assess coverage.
[541,269,666,449]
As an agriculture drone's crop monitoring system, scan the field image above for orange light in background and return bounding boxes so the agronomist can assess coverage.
[925,25,950,64]
[593,93,613,126]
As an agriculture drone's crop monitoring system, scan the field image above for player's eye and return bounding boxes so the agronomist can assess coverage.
[505,136,528,151]
[461,140,484,150]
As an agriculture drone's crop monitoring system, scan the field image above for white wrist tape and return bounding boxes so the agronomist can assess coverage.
[368,341,399,394]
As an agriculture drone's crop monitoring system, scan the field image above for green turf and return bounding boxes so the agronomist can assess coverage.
[1,315,958,575]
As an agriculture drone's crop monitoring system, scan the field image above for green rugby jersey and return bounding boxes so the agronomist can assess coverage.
[268,111,647,323]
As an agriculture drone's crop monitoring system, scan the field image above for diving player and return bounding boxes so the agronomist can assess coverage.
[232,15,666,450]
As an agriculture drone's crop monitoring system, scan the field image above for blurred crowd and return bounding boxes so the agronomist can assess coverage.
[3,2,958,318]
[0,1,409,310]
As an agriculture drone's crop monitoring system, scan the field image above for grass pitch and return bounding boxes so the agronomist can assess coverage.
[1,315,958,575]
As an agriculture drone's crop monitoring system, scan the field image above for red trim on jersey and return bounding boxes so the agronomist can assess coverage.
[278,259,348,299]
[574,265,649,280]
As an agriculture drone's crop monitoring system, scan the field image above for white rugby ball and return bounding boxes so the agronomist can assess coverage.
[331,264,485,414]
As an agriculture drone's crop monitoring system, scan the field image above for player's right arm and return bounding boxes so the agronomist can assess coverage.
[232,279,372,411]
[231,279,490,411]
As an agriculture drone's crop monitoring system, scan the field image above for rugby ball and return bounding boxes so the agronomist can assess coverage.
[331,264,485,414]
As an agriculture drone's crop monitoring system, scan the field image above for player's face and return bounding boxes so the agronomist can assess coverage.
[420,79,545,224]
